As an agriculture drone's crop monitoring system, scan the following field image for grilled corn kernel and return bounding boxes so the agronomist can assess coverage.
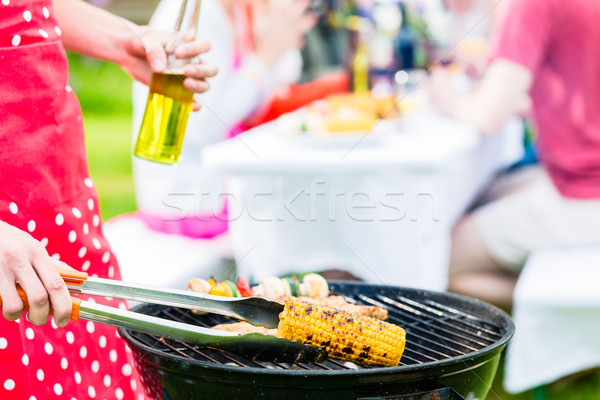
[276,299,406,367]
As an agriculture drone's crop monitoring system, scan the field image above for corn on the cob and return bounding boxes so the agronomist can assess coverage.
[276,299,406,367]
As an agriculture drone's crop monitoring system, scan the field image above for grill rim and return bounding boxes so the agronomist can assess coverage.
[119,282,515,377]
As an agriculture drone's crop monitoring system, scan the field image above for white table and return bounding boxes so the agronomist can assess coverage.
[202,105,523,290]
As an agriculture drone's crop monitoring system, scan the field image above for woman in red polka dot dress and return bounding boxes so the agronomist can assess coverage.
[0,0,216,398]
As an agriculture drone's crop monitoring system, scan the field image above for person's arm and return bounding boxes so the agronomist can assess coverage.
[175,0,315,144]
[431,0,553,135]
[52,0,217,107]
[429,59,533,135]
[252,0,316,68]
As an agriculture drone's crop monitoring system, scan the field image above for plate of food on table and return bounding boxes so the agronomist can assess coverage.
[277,92,403,147]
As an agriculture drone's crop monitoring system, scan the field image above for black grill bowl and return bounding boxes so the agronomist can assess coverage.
[119,282,514,400]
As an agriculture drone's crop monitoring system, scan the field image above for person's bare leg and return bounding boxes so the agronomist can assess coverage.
[449,271,517,311]
[448,215,517,310]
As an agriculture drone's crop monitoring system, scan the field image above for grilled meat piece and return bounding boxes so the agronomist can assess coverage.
[212,321,277,335]
[277,295,388,320]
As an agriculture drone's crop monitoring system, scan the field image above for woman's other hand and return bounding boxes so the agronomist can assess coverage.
[0,221,73,327]
[253,0,317,67]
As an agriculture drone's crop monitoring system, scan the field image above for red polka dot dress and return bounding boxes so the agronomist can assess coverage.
[0,1,148,399]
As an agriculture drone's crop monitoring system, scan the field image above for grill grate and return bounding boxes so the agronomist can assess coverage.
[127,288,506,371]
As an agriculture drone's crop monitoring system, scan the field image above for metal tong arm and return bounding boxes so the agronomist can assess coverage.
[0,288,326,363]
[59,267,284,328]
[78,301,327,363]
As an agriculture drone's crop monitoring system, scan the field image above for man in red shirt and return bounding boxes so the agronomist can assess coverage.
[430,0,600,308]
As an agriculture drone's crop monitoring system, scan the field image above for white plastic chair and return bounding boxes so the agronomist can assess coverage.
[503,245,600,396]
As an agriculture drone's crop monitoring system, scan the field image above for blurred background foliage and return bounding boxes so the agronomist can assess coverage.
[68,53,136,221]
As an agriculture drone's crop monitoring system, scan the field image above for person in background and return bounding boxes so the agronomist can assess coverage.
[429,0,600,309]
[0,0,216,398]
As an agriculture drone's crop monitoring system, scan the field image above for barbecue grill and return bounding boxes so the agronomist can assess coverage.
[119,282,514,400]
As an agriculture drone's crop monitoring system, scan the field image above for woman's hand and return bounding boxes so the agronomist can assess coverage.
[253,0,317,68]
[52,0,217,111]
[0,222,73,327]
[123,27,218,111]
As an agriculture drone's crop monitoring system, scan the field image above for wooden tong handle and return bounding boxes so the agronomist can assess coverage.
[0,287,81,321]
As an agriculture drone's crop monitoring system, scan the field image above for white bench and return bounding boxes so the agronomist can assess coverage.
[103,213,234,290]
[503,245,600,394]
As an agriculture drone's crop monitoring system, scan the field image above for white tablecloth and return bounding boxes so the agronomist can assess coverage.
[503,246,600,394]
[201,105,523,290]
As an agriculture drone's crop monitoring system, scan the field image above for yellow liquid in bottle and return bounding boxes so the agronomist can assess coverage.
[134,72,194,165]
[352,42,370,93]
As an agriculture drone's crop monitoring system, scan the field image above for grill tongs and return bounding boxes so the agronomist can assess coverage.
[1,268,328,364]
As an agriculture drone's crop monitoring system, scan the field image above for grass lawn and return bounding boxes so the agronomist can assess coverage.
[489,360,600,400]
[71,54,600,400]
[83,111,137,220]
[69,53,137,221]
